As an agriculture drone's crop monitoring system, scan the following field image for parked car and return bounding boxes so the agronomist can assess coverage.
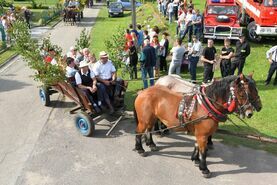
[108,2,124,17]
[117,0,142,11]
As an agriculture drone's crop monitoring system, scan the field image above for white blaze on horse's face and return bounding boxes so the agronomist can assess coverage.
[237,79,254,119]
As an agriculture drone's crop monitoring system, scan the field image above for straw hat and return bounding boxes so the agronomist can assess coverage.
[79,60,89,68]
[99,51,109,58]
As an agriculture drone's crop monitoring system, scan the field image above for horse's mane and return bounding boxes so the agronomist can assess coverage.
[206,75,237,100]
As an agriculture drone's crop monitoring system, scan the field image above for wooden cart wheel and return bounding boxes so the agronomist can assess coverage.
[39,87,50,106]
[75,112,95,137]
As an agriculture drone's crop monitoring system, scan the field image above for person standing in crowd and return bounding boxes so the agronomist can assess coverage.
[128,41,138,79]
[162,0,167,17]
[168,38,186,75]
[201,39,217,83]
[140,39,156,89]
[173,0,179,21]
[181,6,194,42]
[75,60,101,113]
[137,24,144,50]
[22,7,31,29]
[192,9,202,40]
[230,33,251,75]
[265,45,277,86]
[160,32,169,72]
[124,29,132,51]
[188,35,202,82]
[152,35,161,77]
[167,0,174,24]
[143,30,150,41]
[220,38,234,78]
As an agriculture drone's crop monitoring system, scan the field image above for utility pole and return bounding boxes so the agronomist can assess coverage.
[131,0,136,29]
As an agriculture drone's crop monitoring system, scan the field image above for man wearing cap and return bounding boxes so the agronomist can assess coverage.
[265,45,277,86]
[94,51,117,114]
[230,33,251,75]
[75,60,101,113]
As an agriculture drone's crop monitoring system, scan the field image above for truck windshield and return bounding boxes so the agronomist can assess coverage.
[264,0,277,7]
[207,5,238,15]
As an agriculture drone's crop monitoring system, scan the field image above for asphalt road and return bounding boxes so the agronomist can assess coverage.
[1,5,277,185]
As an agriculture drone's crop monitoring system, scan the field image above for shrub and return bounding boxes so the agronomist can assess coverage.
[75,28,90,51]
[11,20,65,86]
[104,26,126,70]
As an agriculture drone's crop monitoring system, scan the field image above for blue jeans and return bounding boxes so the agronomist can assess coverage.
[181,25,193,42]
[141,66,154,89]
[193,26,202,40]
[188,56,199,81]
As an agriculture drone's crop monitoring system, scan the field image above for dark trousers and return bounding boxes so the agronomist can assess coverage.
[220,60,231,77]
[181,25,193,42]
[203,64,214,83]
[26,19,31,29]
[230,58,245,75]
[130,65,137,79]
[188,56,199,81]
[160,56,167,72]
[173,6,178,20]
[81,89,98,105]
[265,62,277,85]
[193,26,202,40]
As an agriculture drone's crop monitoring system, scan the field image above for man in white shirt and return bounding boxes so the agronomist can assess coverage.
[265,45,277,86]
[75,60,101,113]
[94,51,117,114]
[188,35,202,82]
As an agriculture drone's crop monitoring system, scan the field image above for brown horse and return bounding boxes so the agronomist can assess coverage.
[134,74,262,178]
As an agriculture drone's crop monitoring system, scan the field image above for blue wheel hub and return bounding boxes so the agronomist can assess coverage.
[77,118,89,134]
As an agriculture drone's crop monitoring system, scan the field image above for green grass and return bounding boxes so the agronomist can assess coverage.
[90,2,277,152]
[0,48,17,66]
[7,0,59,6]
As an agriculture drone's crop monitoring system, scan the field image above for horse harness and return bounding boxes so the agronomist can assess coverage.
[177,81,251,126]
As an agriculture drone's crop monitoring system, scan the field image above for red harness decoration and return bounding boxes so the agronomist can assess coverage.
[197,87,228,122]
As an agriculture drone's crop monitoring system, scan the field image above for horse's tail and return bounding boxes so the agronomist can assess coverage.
[133,104,139,126]
[133,96,139,126]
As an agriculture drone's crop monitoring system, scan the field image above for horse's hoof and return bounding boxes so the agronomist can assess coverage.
[194,160,200,167]
[139,152,147,157]
[207,144,214,150]
[150,145,159,152]
[202,170,211,178]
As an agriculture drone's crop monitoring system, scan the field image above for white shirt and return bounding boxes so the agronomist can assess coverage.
[171,46,186,61]
[185,12,195,25]
[75,70,95,85]
[66,66,78,78]
[168,2,174,13]
[89,62,97,74]
[266,45,277,62]
[191,41,202,57]
[94,60,116,80]
[51,58,58,65]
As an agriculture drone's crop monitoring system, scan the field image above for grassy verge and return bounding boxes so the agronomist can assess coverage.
[90,2,277,153]
[0,47,17,66]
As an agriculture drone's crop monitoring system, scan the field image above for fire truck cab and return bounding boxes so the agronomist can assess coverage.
[203,0,243,40]
[236,0,277,42]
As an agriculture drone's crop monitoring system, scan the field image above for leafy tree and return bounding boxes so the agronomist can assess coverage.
[11,20,65,86]
[104,26,126,69]
[75,28,90,51]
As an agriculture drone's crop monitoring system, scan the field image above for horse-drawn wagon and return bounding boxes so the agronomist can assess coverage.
[39,78,128,137]
[62,0,85,25]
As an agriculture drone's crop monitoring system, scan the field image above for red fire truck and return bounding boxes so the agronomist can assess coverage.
[236,0,277,42]
[203,0,243,40]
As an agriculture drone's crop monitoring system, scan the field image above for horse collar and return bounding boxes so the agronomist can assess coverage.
[197,87,228,122]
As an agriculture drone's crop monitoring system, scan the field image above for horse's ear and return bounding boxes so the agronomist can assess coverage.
[248,71,254,79]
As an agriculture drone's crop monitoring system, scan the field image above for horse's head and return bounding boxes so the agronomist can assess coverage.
[232,74,262,118]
